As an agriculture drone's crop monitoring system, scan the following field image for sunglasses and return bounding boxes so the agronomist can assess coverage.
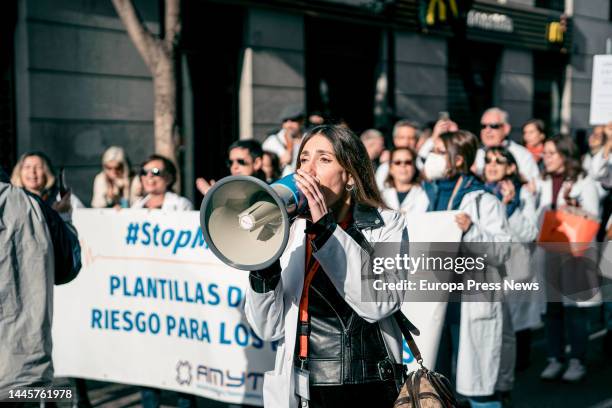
[226,159,250,167]
[392,160,414,166]
[480,123,503,130]
[104,164,123,172]
[484,156,508,165]
[140,167,165,177]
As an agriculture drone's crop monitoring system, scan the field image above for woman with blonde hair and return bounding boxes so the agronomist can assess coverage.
[11,151,84,215]
[91,146,133,208]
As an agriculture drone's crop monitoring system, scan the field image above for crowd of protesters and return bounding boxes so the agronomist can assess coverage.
[3,104,612,408]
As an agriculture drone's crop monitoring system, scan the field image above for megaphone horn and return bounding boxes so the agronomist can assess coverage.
[200,174,307,271]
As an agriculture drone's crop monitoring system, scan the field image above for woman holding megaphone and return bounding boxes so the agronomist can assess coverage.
[245,125,407,408]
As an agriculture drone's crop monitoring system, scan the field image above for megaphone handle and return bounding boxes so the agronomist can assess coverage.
[249,260,282,293]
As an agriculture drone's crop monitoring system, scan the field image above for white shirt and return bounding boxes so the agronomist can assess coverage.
[380,185,429,216]
[131,191,193,211]
[262,129,301,174]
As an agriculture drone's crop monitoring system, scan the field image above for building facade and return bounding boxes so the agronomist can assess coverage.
[2,0,611,202]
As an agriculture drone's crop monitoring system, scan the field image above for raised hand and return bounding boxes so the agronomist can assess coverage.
[295,169,329,223]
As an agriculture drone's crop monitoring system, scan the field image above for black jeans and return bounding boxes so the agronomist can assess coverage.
[309,381,397,408]
[545,303,589,361]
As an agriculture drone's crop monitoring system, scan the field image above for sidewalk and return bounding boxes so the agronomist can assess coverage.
[51,328,611,408]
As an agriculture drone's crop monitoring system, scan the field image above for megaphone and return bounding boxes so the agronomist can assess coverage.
[200,174,307,270]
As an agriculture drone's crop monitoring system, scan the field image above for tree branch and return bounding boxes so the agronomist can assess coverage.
[111,0,158,68]
[164,0,181,49]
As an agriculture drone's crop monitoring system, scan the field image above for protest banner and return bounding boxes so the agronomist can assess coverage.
[52,209,275,406]
[589,54,612,125]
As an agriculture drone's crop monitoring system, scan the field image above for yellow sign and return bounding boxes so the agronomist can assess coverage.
[547,21,564,43]
[426,0,459,25]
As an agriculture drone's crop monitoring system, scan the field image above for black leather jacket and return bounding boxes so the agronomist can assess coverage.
[250,204,404,387]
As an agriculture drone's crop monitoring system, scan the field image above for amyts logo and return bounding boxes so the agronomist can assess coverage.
[176,360,193,386]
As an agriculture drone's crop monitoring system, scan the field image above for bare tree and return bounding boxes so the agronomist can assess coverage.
[112,0,181,166]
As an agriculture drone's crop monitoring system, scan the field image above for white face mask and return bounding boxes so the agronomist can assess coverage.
[424,153,448,181]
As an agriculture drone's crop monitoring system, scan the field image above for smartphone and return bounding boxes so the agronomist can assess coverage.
[438,111,450,121]
[58,167,69,197]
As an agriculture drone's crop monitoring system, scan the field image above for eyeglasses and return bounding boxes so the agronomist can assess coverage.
[140,167,165,177]
[392,160,414,166]
[226,159,250,168]
[484,156,508,165]
[481,123,503,130]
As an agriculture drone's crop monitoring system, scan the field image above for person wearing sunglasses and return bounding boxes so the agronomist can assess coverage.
[375,119,421,189]
[380,147,428,216]
[483,146,540,400]
[132,154,192,211]
[195,140,265,196]
[473,107,540,183]
[91,146,134,208]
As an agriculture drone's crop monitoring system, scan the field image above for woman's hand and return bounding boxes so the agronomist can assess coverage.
[432,119,459,140]
[295,169,328,223]
[499,180,516,205]
[52,191,72,214]
[195,178,215,195]
[455,212,472,232]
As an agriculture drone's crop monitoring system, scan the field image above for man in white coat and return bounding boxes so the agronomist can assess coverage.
[474,108,540,182]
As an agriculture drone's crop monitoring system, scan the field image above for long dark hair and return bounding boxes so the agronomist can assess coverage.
[440,130,479,177]
[263,151,282,182]
[544,134,584,182]
[385,147,421,188]
[484,146,524,185]
[296,125,386,209]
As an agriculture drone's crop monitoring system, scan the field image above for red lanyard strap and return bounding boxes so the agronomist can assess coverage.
[297,214,352,361]
[298,241,319,360]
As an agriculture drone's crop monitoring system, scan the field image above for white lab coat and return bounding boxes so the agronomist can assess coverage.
[131,191,193,211]
[245,210,405,408]
[584,150,610,201]
[503,187,542,331]
[534,176,600,221]
[474,140,540,182]
[417,189,511,396]
[375,161,390,191]
[507,187,538,243]
[263,129,301,175]
[453,191,511,397]
[380,185,429,216]
[534,175,601,308]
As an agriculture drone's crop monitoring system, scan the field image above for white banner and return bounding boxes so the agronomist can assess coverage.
[402,211,461,369]
[590,54,612,125]
[52,209,275,406]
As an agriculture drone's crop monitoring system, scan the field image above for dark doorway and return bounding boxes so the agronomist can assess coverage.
[182,1,243,201]
[305,17,381,134]
[533,51,566,136]
[0,1,17,174]
[447,40,502,135]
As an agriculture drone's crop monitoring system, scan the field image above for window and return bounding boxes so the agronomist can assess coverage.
[535,0,565,12]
